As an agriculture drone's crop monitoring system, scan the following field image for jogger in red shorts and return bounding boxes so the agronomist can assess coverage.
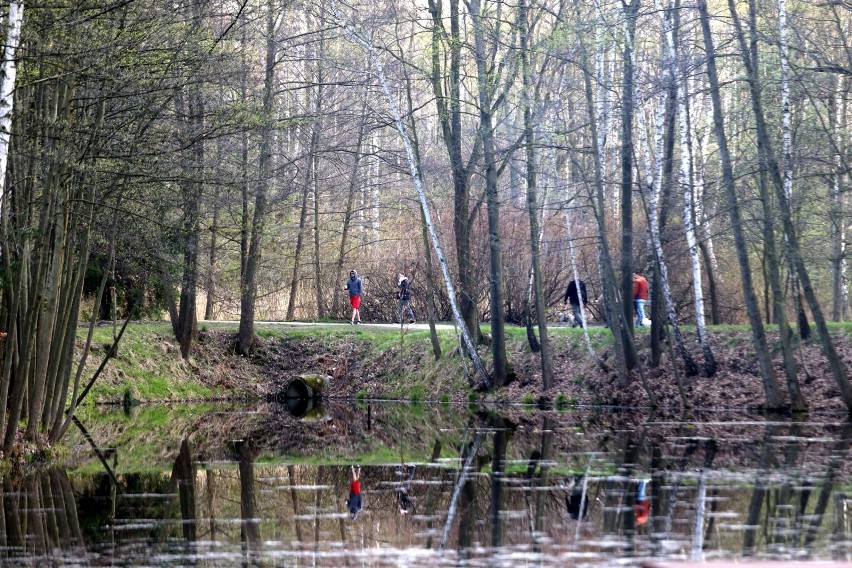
[344,270,363,324]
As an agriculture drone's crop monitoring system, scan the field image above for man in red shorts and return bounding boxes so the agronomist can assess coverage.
[344,270,363,324]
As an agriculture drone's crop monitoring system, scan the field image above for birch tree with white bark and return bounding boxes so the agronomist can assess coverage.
[667,15,716,376]
[0,0,22,215]
[331,0,491,388]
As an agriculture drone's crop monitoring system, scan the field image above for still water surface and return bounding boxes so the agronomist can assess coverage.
[2,401,851,566]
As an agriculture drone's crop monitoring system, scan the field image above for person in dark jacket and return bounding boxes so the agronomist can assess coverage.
[344,270,363,324]
[565,476,590,520]
[396,273,415,324]
[563,278,588,328]
[395,464,416,514]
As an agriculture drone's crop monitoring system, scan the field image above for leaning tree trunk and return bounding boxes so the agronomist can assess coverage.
[285,117,317,321]
[698,0,782,409]
[758,166,806,411]
[729,0,852,411]
[398,57,443,360]
[574,0,630,381]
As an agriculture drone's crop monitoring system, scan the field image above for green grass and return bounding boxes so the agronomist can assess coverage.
[75,322,231,403]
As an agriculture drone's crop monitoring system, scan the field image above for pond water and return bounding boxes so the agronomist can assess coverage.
[2,401,850,566]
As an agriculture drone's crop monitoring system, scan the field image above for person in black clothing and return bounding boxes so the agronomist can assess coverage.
[395,464,416,514]
[565,475,590,520]
[396,273,415,324]
[563,278,588,328]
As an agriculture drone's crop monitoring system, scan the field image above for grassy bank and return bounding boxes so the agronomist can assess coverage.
[77,320,852,413]
[77,320,615,405]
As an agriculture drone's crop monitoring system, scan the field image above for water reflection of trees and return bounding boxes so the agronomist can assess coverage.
[6,410,850,564]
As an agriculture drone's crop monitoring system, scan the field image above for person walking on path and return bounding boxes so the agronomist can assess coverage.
[396,273,415,324]
[563,278,589,328]
[344,270,363,324]
[633,272,649,327]
[346,465,363,520]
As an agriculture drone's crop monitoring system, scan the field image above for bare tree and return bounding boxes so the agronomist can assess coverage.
[238,0,280,354]
[697,0,782,409]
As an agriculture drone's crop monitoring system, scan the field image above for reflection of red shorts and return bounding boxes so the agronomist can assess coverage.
[350,295,361,309]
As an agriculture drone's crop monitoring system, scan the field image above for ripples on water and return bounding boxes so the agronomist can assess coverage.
[1,402,850,566]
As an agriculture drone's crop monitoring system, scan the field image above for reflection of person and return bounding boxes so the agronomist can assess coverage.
[565,476,589,520]
[563,278,588,328]
[396,273,415,324]
[632,272,649,327]
[344,270,363,325]
[395,464,416,514]
[346,465,363,520]
[634,479,650,525]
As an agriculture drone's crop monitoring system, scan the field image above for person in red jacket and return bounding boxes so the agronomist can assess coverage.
[632,272,649,327]
[346,465,362,520]
[634,479,650,526]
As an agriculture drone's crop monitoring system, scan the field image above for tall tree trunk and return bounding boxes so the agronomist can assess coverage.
[286,124,317,321]
[674,54,716,376]
[637,11,698,377]
[693,87,722,325]
[0,0,23,219]
[427,0,481,344]
[519,0,553,391]
[698,0,782,409]
[205,142,221,321]
[573,0,632,380]
[650,0,680,365]
[238,0,277,354]
[174,82,204,360]
[470,0,508,386]
[830,76,847,322]
[777,0,811,337]
[237,0,278,355]
[312,28,326,320]
[333,107,367,317]
[758,165,806,411]
[620,0,639,338]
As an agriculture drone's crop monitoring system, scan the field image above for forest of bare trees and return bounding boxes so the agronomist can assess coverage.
[2,0,852,446]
